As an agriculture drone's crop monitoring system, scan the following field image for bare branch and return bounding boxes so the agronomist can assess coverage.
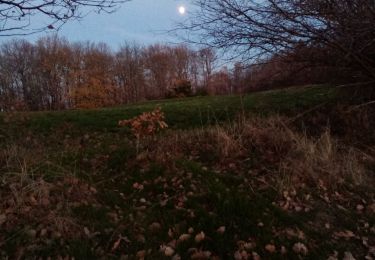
[176,0,375,79]
[0,0,130,36]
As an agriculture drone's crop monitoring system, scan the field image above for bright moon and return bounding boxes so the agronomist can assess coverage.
[178,6,186,15]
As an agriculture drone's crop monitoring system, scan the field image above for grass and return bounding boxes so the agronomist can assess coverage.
[0,85,374,259]
[0,85,336,134]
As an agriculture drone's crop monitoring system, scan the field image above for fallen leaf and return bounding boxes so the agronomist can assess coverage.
[164,246,175,256]
[265,244,276,253]
[293,242,308,255]
[333,230,355,240]
[149,222,161,233]
[0,214,6,225]
[84,227,90,237]
[217,226,226,234]
[111,237,122,252]
[178,234,191,242]
[195,231,205,243]
[356,204,364,211]
[234,250,242,260]
[343,251,356,260]
[252,252,261,260]
[136,250,146,259]
[168,228,174,238]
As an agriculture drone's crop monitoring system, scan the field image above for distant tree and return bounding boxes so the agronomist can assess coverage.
[0,38,213,111]
[198,47,216,89]
[167,79,192,98]
[232,62,245,94]
[143,44,172,98]
[35,35,73,110]
[115,43,146,103]
[0,39,44,110]
[188,50,200,93]
[70,42,116,109]
[209,67,231,95]
[0,0,130,36]
[170,45,190,81]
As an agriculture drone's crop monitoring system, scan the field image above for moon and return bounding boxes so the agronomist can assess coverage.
[178,6,186,15]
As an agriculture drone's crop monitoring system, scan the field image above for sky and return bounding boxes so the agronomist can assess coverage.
[1,0,192,49]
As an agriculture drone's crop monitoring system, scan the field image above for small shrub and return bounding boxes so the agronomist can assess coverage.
[118,107,168,139]
[166,79,192,98]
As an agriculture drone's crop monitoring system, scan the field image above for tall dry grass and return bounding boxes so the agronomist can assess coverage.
[140,115,374,191]
[0,144,96,246]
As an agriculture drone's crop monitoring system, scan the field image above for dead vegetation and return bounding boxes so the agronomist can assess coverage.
[140,115,373,191]
[0,144,98,257]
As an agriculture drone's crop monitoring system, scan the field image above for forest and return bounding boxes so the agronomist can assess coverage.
[0,37,219,110]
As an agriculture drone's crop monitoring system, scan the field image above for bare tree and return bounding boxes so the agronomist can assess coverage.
[143,44,172,98]
[180,0,375,80]
[198,47,216,89]
[115,43,145,103]
[0,37,214,111]
[0,0,129,36]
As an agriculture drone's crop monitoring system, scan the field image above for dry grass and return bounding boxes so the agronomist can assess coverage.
[284,130,370,188]
[139,115,374,191]
[0,144,97,253]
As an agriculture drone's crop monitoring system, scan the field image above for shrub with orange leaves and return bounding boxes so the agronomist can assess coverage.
[118,107,168,139]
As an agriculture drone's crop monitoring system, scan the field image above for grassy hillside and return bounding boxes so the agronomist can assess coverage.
[0,85,374,259]
[1,85,336,133]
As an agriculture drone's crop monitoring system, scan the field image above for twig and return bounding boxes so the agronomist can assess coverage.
[346,100,375,112]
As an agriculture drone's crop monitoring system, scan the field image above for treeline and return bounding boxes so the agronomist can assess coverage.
[0,35,251,111]
[247,43,360,91]
[1,35,353,112]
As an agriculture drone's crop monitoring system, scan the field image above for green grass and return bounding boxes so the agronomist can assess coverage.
[0,85,336,134]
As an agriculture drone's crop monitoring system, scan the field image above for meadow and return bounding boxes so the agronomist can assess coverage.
[0,85,374,259]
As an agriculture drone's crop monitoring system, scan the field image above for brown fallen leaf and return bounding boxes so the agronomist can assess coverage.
[178,234,191,242]
[149,222,161,233]
[195,231,205,243]
[84,227,90,237]
[111,236,122,252]
[234,250,242,260]
[333,230,355,240]
[293,242,308,255]
[0,214,6,225]
[343,251,356,260]
[252,252,261,260]
[217,226,226,234]
[265,244,276,253]
[164,246,175,256]
[136,250,146,259]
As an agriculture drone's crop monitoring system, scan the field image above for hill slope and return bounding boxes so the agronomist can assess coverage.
[0,85,374,259]
[1,85,336,132]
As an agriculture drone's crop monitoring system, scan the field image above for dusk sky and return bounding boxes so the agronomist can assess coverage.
[2,0,192,49]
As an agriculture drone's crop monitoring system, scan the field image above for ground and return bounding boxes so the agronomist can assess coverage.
[0,85,374,259]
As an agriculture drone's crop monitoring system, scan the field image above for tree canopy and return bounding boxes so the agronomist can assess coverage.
[181,0,375,80]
